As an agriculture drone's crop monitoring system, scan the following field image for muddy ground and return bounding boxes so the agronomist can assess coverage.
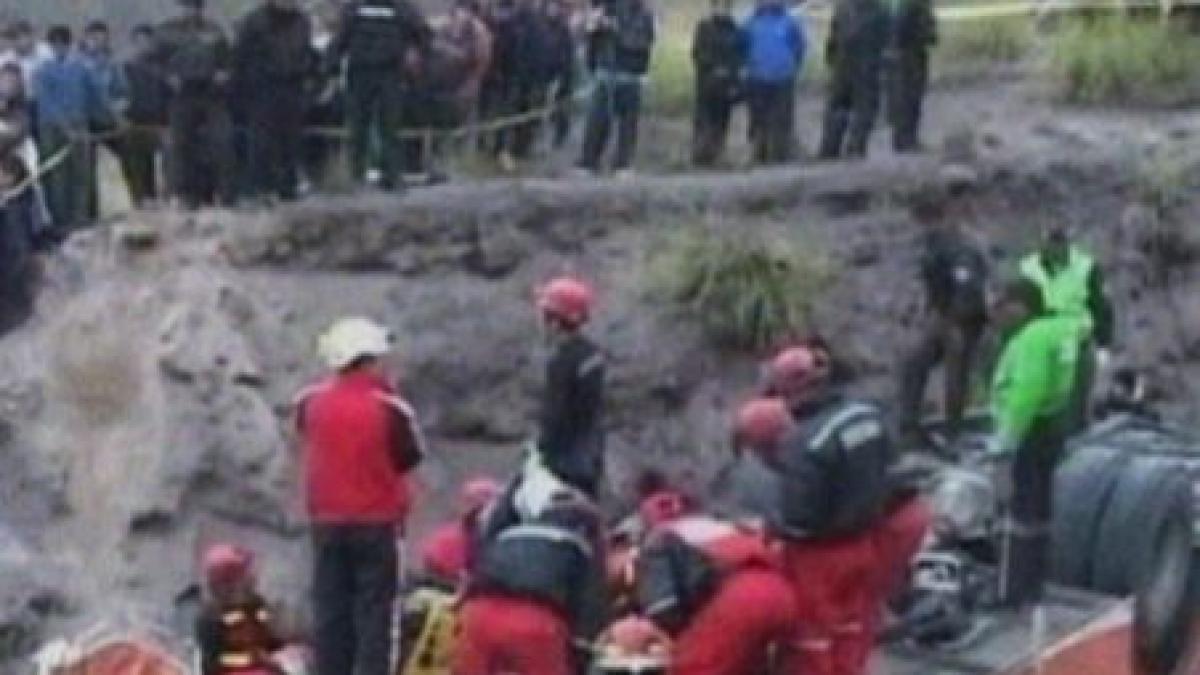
[0,72,1198,670]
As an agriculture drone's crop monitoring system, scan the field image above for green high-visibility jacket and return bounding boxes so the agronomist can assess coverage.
[991,313,1080,449]
[1020,248,1095,337]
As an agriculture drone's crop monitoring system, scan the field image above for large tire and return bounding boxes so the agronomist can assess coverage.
[1049,446,1131,587]
[1133,531,1197,675]
[1092,458,1194,596]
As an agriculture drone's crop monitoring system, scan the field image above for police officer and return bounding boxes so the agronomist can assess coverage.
[896,218,988,446]
[690,0,745,166]
[235,0,315,202]
[986,278,1081,609]
[818,0,889,159]
[885,0,937,152]
[154,0,236,208]
[328,0,430,190]
[1019,227,1114,432]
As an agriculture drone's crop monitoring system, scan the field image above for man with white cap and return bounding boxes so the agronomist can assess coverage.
[294,317,427,675]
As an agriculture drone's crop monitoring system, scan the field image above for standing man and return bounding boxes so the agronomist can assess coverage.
[818,0,889,159]
[738,347,895,675]
[742,0,804,165]
[1,22,52,105]
[541,0,577,151]
[690,0,745,167]
[885,0,937,152]
[121,25,171,206]
[154,0,236,208]
[236,0,315,202]
[79,21,129,218]
[495,0,546,171]
[536,276,607,497]
[327,0,430,191]
[896,219,989,446]
[34,26,107,233]
[578,0,655,177]
[1019,227,1114,432]
[295,317,426,675]
[986,278,1080,610]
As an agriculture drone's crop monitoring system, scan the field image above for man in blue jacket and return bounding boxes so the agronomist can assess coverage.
[34,26,109,233]
[742,0,804,165]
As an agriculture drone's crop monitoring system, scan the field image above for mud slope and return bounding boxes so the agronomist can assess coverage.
[0,137,1199,667]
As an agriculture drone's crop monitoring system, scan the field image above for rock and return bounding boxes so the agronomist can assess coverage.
[942,128,977,163]
[939,164,980,195]
[114,222,160,249]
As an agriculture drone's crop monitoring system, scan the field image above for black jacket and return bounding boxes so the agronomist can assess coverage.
[236,4,316,87]
[538,334,606,494]
[153,15,232,90]
[634,532,719,634]
[919,230,987,325]
[539,15,576,90]
[471,488,608,641]
[587,0,656,76]
[691,14,745,93]
[331,0,431,71]
[774,395,893,539]
[123,58,171,125]
[826,0,889,68]
[889,0,938,51]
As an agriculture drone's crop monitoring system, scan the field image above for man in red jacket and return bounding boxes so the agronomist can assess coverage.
[295,317,426,675]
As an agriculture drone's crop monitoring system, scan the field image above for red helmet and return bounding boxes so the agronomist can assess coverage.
[202,543,254,589]
[537,276,594,327]
[767,346,827,398]
[734,398,792,454]
[639,490,689,528]
[460,477,502,514]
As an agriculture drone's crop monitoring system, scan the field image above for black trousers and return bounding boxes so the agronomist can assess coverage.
[168,92,235,208]
[499,77,543,159]
[346,66,405,189]
[897,315,983,438]
[999,416,1066,608]
[818,56,882,159]
[246,83,307,200]
[115,127,161,205]
[580,79,642,171]
[692,82,735,166]
[746,79,795,165]
[313,523,399,675]
[887,50,930,152]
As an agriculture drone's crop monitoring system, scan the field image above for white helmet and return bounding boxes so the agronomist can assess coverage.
[318,317,393,370]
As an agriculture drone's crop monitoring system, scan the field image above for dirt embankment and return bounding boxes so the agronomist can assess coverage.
[0,127,1199,668]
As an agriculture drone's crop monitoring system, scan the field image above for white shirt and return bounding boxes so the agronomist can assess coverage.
[0,43,54,99]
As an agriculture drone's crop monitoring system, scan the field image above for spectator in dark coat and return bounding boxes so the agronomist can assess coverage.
[540,0,577,149]
[235,0,315,201]
[691,0,745,166]
[121,25,171,205]
[0,153,39,331]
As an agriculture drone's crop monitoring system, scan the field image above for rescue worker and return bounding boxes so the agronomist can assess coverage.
[896,219,989,446]
[735,361,894,675]
[885,0,937,152]
[1019,227,1114,432]
[195,543,285,675]
[235,0,315,202]
[418,477,502,587]
[153,0,236,208]
[690,0,745,167]
[578,0,656,176]
[535,276,607,496]
[986,277,1080,610]
[327,0,431,191]
[742,0,805,165]
[818,0,889,159]
[295,317,427,675]
[454,463,608,675]
[633,490,799,675]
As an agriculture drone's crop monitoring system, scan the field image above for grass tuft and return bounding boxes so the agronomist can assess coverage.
[647,224,831,351]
